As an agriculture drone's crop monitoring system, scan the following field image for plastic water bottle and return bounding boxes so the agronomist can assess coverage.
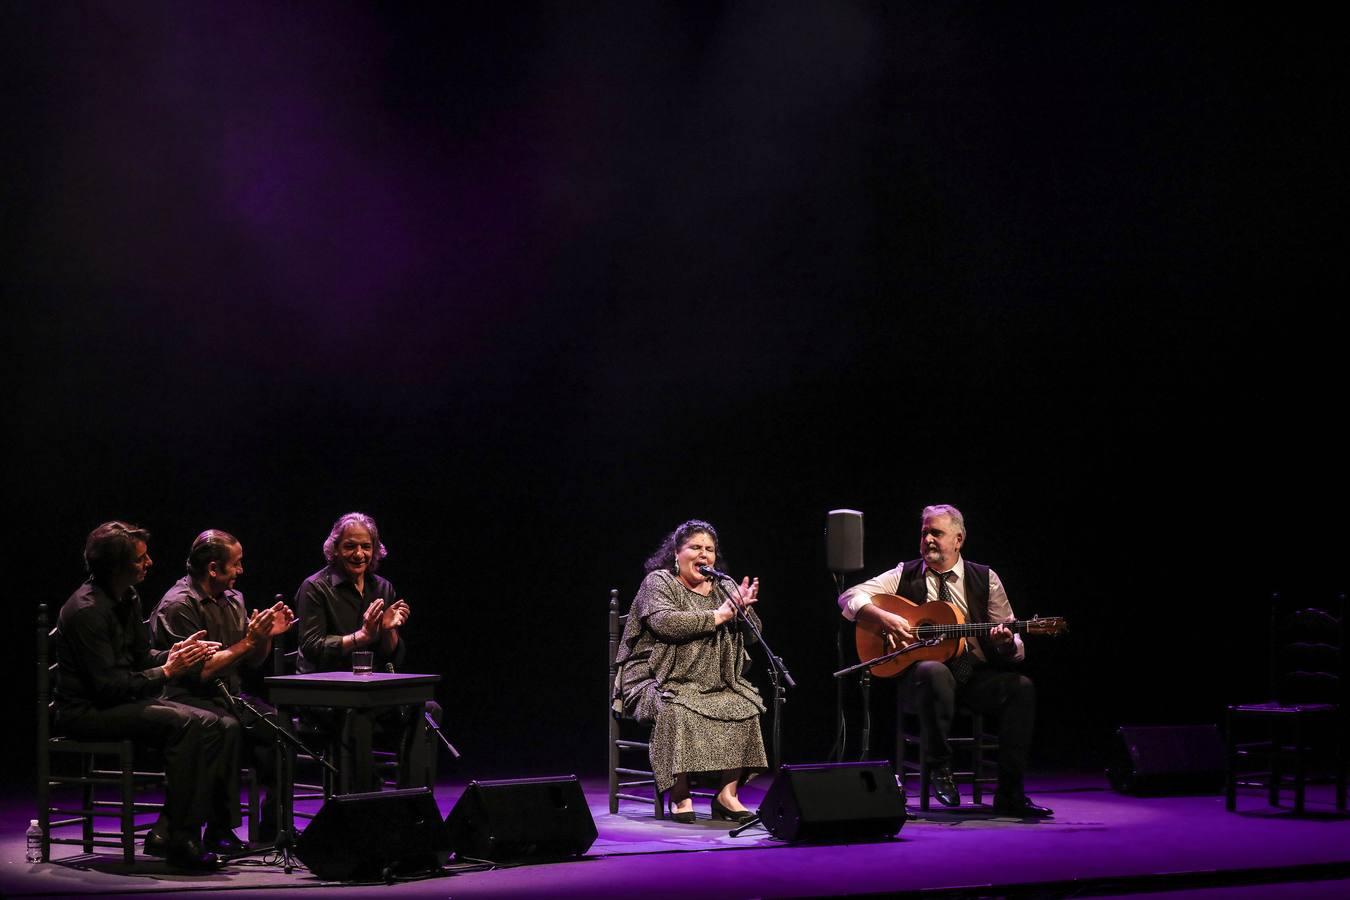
[26,819,42,863]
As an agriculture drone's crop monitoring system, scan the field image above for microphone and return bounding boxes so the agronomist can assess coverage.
[213,678,239,714]
[385,663,396,674]
[697,565,730,581]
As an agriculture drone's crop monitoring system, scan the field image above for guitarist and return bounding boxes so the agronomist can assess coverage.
[838,504,1051,818]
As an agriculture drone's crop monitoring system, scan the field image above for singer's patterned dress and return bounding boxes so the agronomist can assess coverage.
[613,569,767,793]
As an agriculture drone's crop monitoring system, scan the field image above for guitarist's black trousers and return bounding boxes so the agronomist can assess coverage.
[900,660,1036,797]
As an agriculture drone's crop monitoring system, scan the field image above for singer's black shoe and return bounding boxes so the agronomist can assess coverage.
[710,797,757,824]
[143,826,170,858]
[666,799,696,824]
[930,765,961,808]
[165,838,221,872]
[992,794,1054,819]
[202,827,249,856]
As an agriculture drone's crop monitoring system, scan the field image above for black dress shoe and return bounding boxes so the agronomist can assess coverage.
[710,796,757,824]
[992,795,1054,818]
[165,838,221,872]
[202,827,249,856]
[143,828,169,857]
[930,765,961,808]
[666,803,696,824]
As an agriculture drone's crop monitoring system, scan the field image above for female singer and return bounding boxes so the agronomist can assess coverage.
[613,519,766,823]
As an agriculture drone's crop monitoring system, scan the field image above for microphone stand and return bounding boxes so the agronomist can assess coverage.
[831,638,943,679]
[425,712,462,760]
[385,664,462,761]
[706,576,795,839]
[829,571,853,762]
[215,680,337,873]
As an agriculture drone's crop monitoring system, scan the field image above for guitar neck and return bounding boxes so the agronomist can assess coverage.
[915,621,1028,639]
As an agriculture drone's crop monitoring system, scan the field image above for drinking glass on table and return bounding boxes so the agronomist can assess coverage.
[352,650,373,675]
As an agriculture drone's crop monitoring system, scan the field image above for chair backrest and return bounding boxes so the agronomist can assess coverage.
[37,604,52,749]
[607,589,622,716]
[608,589,623,663]
[274,641,301,676]
[1270,592,1345,705]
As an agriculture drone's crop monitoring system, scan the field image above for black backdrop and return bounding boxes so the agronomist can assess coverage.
[7,3,1345,786]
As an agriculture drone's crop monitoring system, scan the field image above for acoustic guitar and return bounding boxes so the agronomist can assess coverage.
[854,593,1068,678]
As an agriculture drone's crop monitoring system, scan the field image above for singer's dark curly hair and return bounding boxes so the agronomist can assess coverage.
[643,519,727,574]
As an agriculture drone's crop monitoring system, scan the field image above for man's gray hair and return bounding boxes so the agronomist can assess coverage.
[322,511,389,572]
[922,504,966,538]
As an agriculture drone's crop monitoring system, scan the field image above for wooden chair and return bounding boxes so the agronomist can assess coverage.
[37,605,166,864]
[1226,592,1347,815]
[896,689,999,811]
[608,589,666,818]
[606,588,724,819]
[38,604,264,863]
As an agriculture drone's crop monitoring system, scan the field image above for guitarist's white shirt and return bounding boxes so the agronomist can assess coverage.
[838,556,1026,662]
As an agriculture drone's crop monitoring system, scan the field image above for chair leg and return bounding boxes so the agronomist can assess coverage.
[120,747,135,865]
[38,750,50,862]
[1336,720,1347,813]
[971,712,984,806]
[918,730,931,812]
[1293,714,1306,815]
[81,755,94,854]
[1269,721,1281,807]
[246,766,259,843]
[898,705,927,810]
[608,718,619,816]
[1224,709,1237,812]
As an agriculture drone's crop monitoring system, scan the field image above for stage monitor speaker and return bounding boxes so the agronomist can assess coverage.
[826,509,865,573]
[446,775,597,862]
[294,787,448,881]
[1107,724,1225,795]
[758,761,906,842]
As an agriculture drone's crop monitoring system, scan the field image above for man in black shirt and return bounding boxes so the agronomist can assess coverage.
[295,511,440,790]
[149,530,296,849]
[53,521,237,871]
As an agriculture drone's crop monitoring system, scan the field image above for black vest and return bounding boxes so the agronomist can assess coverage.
[897,558,998,661]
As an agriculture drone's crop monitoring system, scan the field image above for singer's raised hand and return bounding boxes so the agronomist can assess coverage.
[713,578,759,626]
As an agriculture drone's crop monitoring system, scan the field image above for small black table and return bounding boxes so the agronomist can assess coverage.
[265,672,441,833]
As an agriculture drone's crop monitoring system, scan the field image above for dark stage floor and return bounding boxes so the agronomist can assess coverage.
[4,773,1349,899]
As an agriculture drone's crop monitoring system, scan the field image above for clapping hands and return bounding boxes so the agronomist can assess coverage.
[356,598,410,647]
[246,600,297,644]
[164,630,221,679]
[381,599,410,630]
